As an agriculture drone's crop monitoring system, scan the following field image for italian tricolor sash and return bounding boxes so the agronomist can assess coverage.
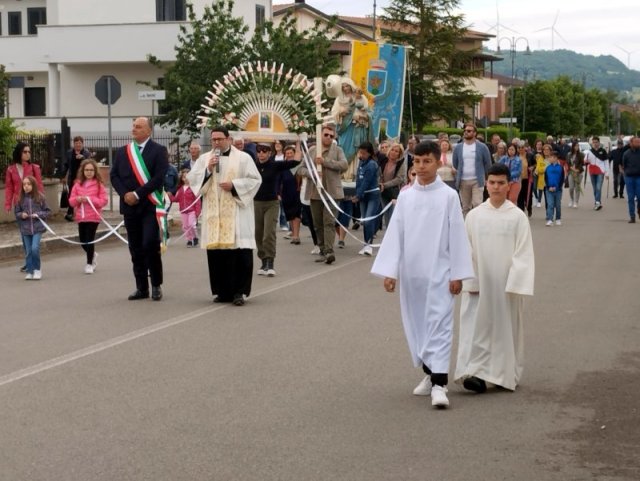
[125,142,168,252]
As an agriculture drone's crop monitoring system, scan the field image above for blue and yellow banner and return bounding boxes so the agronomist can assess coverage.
[351,41,406,140]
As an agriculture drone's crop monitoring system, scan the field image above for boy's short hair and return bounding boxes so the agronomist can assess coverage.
[487,163,510,179]
[414,140,441,158]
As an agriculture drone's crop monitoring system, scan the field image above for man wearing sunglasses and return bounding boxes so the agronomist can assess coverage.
[452,123,492,217]
[298,124,348,264]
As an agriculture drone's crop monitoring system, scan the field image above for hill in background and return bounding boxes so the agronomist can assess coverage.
[487,49,640,93]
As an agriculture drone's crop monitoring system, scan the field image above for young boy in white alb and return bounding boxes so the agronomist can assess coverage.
[371,141,474,409]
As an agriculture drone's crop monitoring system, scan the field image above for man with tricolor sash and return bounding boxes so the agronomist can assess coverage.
[111,117,169,301]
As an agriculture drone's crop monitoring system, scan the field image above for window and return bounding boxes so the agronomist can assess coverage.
[255,5,266,30]
[156,0,186,21]
[8,12,22,36]
[24,87,46,117]
[27,8,47,35]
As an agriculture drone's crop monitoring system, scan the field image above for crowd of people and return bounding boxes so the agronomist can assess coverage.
[5,117,640,410]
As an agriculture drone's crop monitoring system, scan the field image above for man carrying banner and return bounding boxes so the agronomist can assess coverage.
[111,117,169,301]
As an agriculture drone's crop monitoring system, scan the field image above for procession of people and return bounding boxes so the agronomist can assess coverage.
[6,80,640,413]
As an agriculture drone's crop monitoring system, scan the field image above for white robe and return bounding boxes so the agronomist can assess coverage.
[454,200,535,391]
[371,177,474,373]
[187,146,261,249]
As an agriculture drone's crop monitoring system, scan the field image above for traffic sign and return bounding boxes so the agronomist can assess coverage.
[138,90,166,101]
[499,117,517,124]
[95,76,121,105]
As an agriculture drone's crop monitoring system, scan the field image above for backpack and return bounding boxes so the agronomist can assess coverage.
[164,163,179,195]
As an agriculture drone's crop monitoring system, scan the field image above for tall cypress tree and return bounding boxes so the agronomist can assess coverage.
[381,0,482,131]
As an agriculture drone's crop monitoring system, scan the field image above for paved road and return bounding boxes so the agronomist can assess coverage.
[0,188,639,480]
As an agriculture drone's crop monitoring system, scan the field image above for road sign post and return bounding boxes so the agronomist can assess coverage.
[138,91,166,138]
[95,75,121,211]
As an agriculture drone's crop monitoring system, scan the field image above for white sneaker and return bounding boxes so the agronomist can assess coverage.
[25,273,33,280]
[431,385,449,408]
[555,220,562,226]
[310,246,321,255]
[413,376,432,396]
[257,266,267,276]
[358,246,367,256]
[568,201,573,208]
[84,264,94,274]
[573,203,578,209]
[546,220,553,226]
[267,267,276,277]
[536,202,541,208]
[363,245,373,256]
[33,270,42,280]
[92,252,98,270]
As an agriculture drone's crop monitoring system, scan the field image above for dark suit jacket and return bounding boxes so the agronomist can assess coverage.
[110,139,169,217]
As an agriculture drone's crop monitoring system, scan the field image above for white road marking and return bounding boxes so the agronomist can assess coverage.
[0,257,365,388]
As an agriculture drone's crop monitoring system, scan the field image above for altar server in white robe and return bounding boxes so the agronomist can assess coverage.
[371,140,474,409]
[455,163,535,393]
[187,126,261,306]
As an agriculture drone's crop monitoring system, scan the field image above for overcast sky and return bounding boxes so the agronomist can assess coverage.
[300,0,640,71]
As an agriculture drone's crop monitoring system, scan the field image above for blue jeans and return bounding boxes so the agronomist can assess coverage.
[336,199,353,229]
[624,175,640,219]
[545,189,562,221]
[590,173,604,204]
[23,233,42,273]
[360,192,381,244]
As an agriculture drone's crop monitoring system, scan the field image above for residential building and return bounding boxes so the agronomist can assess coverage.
[0,0,271,134]
[273,0,500,126]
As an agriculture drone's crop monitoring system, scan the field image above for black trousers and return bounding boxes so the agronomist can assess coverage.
[124,212,163,292]
[422,363,448,387]
[78,222,98,264]
[206,248,253,301]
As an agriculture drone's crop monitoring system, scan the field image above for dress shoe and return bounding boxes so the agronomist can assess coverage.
[151,286,163,301]
[128,289,149,300]
[463,376,487,393]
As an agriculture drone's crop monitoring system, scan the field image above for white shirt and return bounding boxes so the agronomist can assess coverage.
[461,142,476,180]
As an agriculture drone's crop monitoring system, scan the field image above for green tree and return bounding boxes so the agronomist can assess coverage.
[148,1,250,136]
[0,64,9,114]
[248,12,341,79]
[381,0,482,131]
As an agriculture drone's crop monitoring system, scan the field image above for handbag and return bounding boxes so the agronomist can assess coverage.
[60,184,69,209]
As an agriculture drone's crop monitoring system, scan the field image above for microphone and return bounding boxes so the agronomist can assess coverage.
[214,148,221,173]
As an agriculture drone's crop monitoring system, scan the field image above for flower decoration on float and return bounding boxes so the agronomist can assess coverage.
[196,61,329,136]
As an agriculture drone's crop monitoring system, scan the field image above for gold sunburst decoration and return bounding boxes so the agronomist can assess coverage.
[197,62,329,138]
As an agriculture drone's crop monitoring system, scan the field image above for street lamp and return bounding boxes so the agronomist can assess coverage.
[515,67,536,133]
[497,36,530,141]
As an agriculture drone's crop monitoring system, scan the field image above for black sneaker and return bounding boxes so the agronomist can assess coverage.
[186,240,193,247]
[64,214,74,222]
[19,265,27,273]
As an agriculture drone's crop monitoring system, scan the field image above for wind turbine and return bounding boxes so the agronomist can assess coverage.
[483,1,518,50]
[615,44,639,70]
[534,10,567,50]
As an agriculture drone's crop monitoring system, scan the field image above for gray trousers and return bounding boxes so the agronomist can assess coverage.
[310,199,338,255]
[254,200,280,260]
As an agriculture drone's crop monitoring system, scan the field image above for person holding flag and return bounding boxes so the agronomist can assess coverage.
[111,117,169,301]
